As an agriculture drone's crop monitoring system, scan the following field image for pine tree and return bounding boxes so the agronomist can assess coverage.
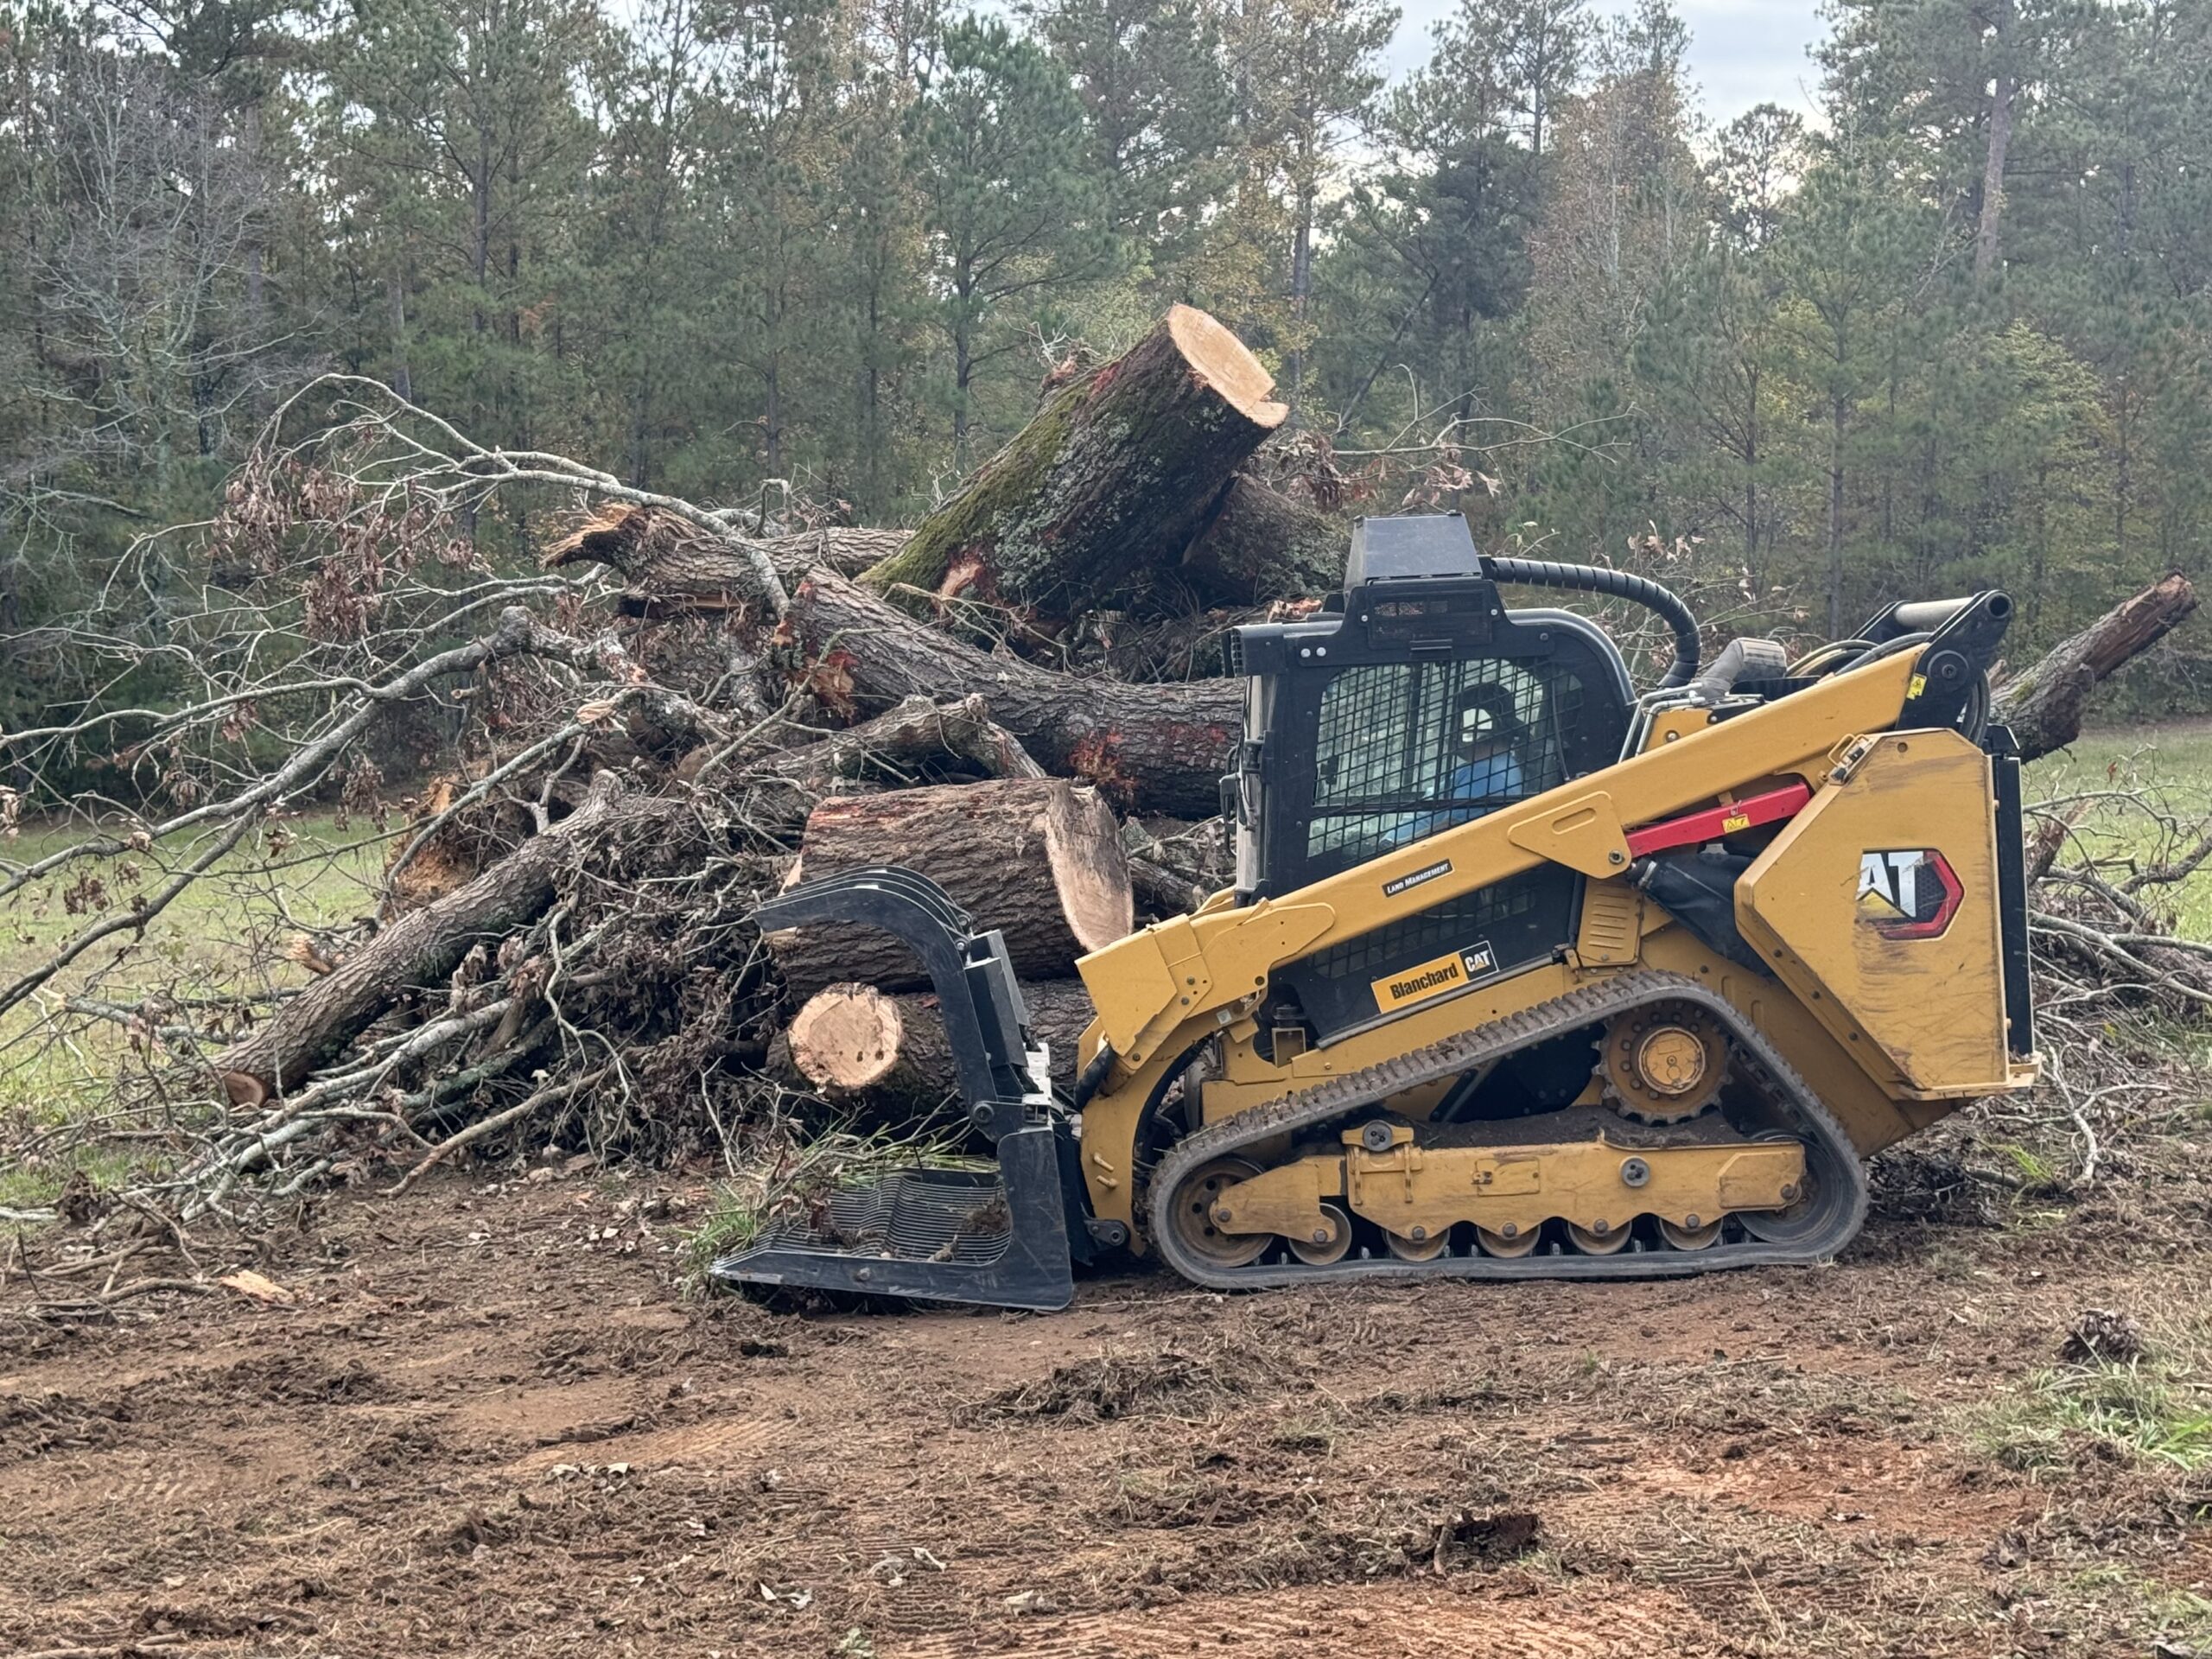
[325,0,603,461]
[906,15,1105,456]
[1023,0,1232,277]
[1218,0,1396,419]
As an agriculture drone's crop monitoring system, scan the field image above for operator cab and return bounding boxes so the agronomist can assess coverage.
[1228,514,1633,1043]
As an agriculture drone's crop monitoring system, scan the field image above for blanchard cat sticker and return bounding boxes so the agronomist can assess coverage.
[1371,941,1498,1013]
[1857,849,1963,940]
[1382,859,1452,899]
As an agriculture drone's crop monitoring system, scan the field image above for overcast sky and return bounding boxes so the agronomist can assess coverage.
[1382,0,1830,127]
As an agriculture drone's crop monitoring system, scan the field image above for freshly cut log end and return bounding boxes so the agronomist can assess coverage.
[765,778,1135,999]
[1039,784,1135,957]
[860,304,1289,614]
[1165,303,1288,428]
[783,979,1095,1104]
[221,1071,270,1109]
[787,982,905,1093]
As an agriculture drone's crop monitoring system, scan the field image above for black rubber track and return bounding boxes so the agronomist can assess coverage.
[1142,969,1869,1289]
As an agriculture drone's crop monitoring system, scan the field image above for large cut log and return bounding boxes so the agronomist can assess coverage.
[215,779,640,1107]
[860,306,1288,613]
[788,566,1241,816]
[779,978,1095,1109]
[765,779,1133,999]
[1996,574,2198,760]
[1179,473,1343,604]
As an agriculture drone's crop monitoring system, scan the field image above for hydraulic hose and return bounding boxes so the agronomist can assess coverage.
[1681,636,1790,707]
[1483,556,1702,689]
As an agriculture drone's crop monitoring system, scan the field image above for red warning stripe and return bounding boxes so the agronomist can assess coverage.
[1624,781,1813,859]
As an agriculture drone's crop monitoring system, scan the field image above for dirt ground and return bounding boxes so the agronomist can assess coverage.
[5,1134,2210,1659]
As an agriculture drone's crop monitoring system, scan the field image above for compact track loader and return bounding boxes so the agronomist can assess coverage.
[714,514,2039,1310]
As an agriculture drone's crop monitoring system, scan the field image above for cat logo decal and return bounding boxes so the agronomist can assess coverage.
[1856,849,1963,941]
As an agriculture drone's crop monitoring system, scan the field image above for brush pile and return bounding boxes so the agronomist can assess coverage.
[0,305,2202,1223]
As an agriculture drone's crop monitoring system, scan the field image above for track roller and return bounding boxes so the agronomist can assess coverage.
[1567,1220,1632,1255]
[1288,1205,1353,1266]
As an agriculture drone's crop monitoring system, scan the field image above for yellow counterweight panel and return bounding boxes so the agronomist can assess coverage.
[1736,730,2014,1099]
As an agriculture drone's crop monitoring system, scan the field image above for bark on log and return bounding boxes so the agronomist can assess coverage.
[1995,574,2198,760]
[549,510,1246,816]
[216,779,634,1106]
[789,567,1241,816]
[1179,474,1343,604]
[766,779,1132,999]
[779,978,1094,1107]
[860,306,1288,613]
[547,505,906,609]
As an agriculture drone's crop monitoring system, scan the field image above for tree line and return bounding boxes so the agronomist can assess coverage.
[3,0,2209,732]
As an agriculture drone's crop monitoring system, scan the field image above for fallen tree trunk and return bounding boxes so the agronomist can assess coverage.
[548,508,1245,816]
[789,566,1241,816]
[779,978,1094,1107]
[215,779,635,1106]
[766,778,1133,998]
[1179,473,1343,604]
[547,505,907,609]
[1997,573,2199,760]
[860,306,1288,613]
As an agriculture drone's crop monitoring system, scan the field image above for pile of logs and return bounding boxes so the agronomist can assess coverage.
[180,305,1285,1192]
[7,302,2198,1215]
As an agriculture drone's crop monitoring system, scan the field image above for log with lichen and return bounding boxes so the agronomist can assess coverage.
[858,306,1289,615]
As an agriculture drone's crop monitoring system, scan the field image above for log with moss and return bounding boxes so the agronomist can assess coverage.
[859,306,1288,614]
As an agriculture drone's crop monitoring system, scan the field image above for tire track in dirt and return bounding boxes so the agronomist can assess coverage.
[884,1580,1718,1659]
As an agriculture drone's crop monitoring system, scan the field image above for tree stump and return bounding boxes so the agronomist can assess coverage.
[860,306,1288,613]
[779,978,1094,1108]
[765,779,1134,998]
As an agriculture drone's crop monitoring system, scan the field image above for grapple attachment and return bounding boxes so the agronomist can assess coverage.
[709,868,1079,1311]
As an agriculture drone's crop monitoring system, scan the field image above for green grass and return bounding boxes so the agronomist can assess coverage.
[2027,721,2212,940]
[1971,1319,2212,1478]
[1,810,386,991]
[0,810,386,1205]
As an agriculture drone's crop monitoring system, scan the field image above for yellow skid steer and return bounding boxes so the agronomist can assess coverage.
[715,514,2037,1308]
